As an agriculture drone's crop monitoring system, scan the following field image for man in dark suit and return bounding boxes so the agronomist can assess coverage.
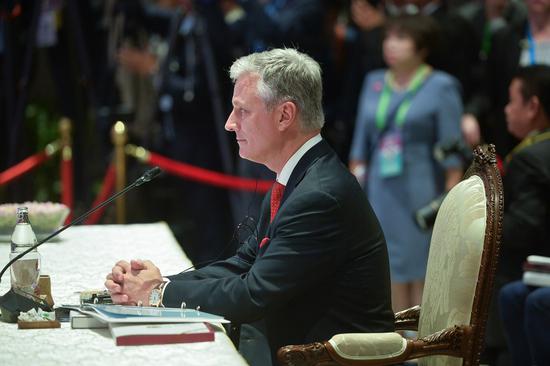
[486,65,550,365]
[105,48,394,363]
[500,65,550,279]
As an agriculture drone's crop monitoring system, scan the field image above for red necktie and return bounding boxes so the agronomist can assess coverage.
[270,182,285,222]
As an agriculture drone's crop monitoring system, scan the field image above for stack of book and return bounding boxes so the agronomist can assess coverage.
[523,255,550,287]
[70,311,107,329]
[65,304,229,346]
[110,322,214,346]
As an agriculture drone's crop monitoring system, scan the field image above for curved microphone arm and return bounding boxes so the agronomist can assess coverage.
[0,166,162,284]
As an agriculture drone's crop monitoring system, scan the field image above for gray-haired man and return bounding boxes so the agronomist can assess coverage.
[105,48,394,364]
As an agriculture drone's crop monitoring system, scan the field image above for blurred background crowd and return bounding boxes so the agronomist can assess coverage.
[1,0,548,364]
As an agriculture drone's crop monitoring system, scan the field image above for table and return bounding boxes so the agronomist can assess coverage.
[0,223,248,366]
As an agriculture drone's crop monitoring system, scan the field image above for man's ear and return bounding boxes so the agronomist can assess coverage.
[527,96,541,120]
[277,101,298,131]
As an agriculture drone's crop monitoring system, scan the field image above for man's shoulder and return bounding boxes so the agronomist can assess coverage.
[287,140,365,204]
[517,137,550,159]
[508,139,550,176]
[299,152,364,202]
[524,139,550,169]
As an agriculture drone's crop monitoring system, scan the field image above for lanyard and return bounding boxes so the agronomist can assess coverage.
[505,130,550,164]
[375,64,430,130]
[480,23,492,60]
[526,24,536,65]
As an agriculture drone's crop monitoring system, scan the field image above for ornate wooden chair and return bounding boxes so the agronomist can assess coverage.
[278,144,504,366]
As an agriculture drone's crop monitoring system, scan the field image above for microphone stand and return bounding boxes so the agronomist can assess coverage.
[0,166,162,322]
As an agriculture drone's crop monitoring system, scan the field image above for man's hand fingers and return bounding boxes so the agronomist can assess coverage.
[142,260,157,269]
[111,266,125,283]
[112,260,131,282]
[110,293,129,304]
[104,279,122,294]
[130,259,145,270]
[115,260,131,273]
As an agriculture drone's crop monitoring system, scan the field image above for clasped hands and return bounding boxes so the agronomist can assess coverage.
[104,259,163,306]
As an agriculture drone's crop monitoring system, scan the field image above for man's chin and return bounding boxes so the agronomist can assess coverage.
[239,153,253,162]
[238,151,260,164]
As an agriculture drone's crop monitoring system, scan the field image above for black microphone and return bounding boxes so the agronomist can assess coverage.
[0,166,163,322]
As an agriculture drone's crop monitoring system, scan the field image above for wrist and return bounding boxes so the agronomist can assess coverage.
[147,281,167,307]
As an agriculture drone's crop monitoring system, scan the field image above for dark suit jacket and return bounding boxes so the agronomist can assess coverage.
[428,6,479,102]
[486,130,550,351]
[466,22,523,157]
[499,131,550,280]
[163,140,394,359]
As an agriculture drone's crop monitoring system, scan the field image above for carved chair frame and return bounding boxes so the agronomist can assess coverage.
[277,144,504,366]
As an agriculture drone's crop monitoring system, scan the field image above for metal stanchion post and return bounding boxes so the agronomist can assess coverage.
[111,121,127,224]
[59,118,72,151]
[59,117,73,220]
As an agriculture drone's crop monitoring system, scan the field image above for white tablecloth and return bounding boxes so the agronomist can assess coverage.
[0,223,248,366]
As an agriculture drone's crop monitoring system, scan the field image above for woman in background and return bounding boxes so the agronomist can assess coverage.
[349,14,464,313]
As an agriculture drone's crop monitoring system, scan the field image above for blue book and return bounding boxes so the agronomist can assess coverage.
[61,304,229,324]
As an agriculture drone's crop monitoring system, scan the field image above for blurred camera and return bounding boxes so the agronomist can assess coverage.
[415,193,446,231]
[433,139,472,163]
[414,139,471,230]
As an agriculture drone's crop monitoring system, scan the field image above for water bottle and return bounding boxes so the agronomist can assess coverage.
[9,207,41,294]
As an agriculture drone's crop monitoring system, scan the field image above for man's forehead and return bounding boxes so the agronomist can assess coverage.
[509,79,524,96]
[235,73,260,88]
[232,75,261,102]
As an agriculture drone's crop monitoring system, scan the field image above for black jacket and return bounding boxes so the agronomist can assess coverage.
[163,140,394,359]
[499,131,550,279]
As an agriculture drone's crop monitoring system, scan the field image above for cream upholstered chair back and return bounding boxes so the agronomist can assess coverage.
[417,175,486,366]
[277,145,503,366]
[416,145,503,366]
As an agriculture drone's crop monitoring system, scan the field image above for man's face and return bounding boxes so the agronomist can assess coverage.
[225,74,281,167]
[505,78,534,139]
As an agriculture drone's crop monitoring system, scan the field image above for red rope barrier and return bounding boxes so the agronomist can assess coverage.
[0,151,49,185]
[85,164,116,225]
[147,152,273,193]
[61,148,74,224]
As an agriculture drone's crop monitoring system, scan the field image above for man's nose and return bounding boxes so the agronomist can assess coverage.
[225,111,238,131]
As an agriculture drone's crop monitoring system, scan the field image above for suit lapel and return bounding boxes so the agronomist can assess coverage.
[281,139,332,205]
[257,140,333,254]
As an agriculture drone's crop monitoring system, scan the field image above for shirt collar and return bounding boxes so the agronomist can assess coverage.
[277,134,322,186]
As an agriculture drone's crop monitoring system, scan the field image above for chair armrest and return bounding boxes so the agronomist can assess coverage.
[278,341,338,366]
[277,325,473,366]
[278,333,407,366]
[407,324,472,358]
[395,305,420,331]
